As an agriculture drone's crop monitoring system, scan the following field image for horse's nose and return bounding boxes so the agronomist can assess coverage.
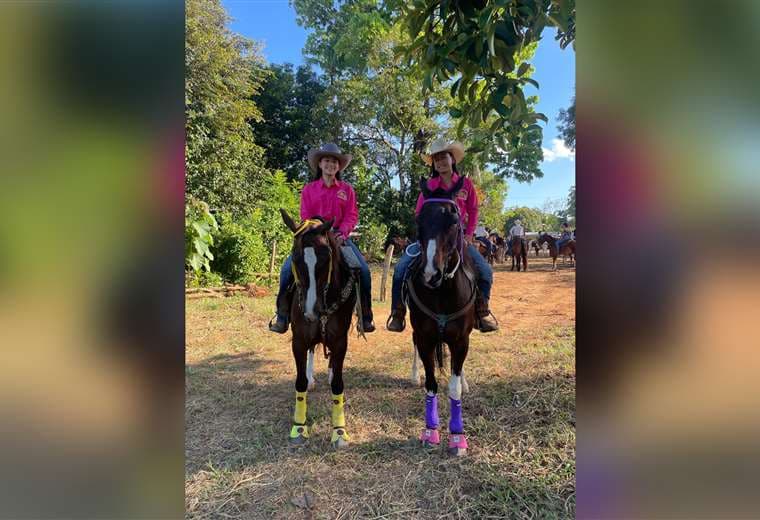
[304,311,317,322]
[424,270,442,288]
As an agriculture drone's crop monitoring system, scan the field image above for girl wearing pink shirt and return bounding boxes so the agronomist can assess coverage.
[386,139,498,333]
[269,143,375,334]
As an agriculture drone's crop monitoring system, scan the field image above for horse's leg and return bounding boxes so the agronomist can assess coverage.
[523,250,528,271]
[289,338,310,445]
[460,369,469,394]
[307,348,316,390]
[511,251,515,271]
[328,356,333,385]
[448,339,470,456]
[411,334,423,386]
[329,337,350,449]
[419,343,440,448]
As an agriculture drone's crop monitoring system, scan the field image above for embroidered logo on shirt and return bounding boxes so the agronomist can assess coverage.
[456,189,468,200]
[337,190,347,201]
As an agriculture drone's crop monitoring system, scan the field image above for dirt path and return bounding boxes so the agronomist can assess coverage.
[186,256,575,519]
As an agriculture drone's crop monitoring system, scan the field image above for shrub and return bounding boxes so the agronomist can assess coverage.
[185,196,218,275]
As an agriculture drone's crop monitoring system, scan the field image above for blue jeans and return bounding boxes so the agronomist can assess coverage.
[390,242,492,309]
[277,238,371,319]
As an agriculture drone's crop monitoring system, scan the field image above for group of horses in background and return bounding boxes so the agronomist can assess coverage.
[387,230,576,272]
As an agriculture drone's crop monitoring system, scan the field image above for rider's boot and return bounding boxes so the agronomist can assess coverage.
[360,289,375,333]
[268,285,293,333]
[475,292,499,333]
[386,304,406,332]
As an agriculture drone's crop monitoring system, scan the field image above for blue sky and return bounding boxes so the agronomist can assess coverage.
[224,0,575,210]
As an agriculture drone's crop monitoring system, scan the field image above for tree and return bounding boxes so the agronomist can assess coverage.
[557,95,575,150]
[474,170,508,230]
[251,64,327,182]
[398,0,575,180]
[185,0,270,216]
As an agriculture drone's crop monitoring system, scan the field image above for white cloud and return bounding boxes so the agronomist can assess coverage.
[542,138,575,162]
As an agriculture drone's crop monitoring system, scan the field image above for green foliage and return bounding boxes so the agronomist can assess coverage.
[398,0,574,180]
[187,270,224,288]
[558,184,575,222]
[211,212,269,284]
[557,96,575,150]
[208,171,300,284]
[185,196,219,274]
[473,169,509,230]
[355,221,389,262]
[185,0,271,216]
[251,64,327,182]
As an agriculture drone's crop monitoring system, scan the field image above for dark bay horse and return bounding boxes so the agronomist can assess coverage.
[510,237,528,271]
[406,177,477,456]
[538,233,576,270]
[280,209,358,449]
[490,233,506,264]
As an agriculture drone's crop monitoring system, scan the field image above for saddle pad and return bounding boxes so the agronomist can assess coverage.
[340,245,362,269]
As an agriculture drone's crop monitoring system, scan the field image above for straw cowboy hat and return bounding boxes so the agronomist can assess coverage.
[421,138,465,165]
[307,143,353,173]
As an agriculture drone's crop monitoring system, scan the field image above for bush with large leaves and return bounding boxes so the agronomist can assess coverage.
[185,196,218,275]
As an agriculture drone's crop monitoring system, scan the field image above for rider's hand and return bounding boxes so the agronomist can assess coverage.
[335,234,346,246]
[465,234,474,244]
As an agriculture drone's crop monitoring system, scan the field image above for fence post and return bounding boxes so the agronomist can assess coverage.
[379,244,394,302]
[269,241,277,279]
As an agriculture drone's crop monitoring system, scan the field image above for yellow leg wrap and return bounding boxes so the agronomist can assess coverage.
[331,393,349,442]
[294,391,307,425]
[290,423,309,439]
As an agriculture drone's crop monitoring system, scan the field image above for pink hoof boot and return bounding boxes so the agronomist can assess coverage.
[419,428,440,447]
[447,433,468,456]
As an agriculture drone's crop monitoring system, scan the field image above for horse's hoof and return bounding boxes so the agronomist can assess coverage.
[331,428,350,449]
[307,380,316,391]
[331,437,349,450]
[419,428,440,448]
[447,433,468,456]
[288,435,308,447]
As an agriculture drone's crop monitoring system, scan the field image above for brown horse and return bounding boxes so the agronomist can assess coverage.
[509,237,528,271]
[528,239,541,257]
[406,176,477,456]
[538,233,576,270]
[280,209,359,449]
[476,237,495,265]
[489,233,506,264]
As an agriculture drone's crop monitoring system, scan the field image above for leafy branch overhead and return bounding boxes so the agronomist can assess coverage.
[399,0,575,148]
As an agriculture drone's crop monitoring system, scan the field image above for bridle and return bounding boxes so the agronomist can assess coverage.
[290,222,362,342]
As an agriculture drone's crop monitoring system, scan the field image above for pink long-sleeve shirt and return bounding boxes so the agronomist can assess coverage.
[415,173,478,236]
[300,178,359,238]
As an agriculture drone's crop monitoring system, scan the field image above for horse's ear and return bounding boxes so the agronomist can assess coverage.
[419,177,431,199]
[448,175,465,199]
[281,208,298,233]
[317,219,334,234]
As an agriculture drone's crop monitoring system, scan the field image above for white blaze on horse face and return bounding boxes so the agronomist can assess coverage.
[449,374,462,400]
[304,247,318,320]
[423,239,438,282]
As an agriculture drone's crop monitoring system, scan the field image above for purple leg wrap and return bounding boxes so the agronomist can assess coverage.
[449,397,463,433]
[425,393,439,429]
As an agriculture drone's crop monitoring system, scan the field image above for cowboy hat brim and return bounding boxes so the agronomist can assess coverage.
[307,149,353,173]
[421,141,465,165]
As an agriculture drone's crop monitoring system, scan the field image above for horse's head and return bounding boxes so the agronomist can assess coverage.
[416,176,465,288]
[281,209,337,322]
